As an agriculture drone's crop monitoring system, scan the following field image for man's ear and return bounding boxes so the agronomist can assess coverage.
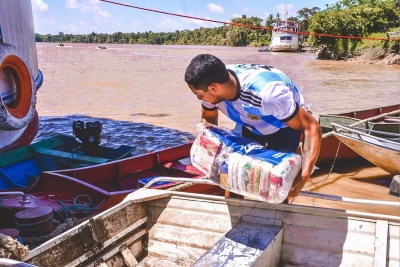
[208,83,217,93]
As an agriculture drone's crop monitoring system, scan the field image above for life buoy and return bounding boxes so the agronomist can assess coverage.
[0,43,36,130]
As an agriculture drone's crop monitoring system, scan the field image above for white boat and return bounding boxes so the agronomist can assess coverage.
[332,123,400,174]
[0,0,42,152]
[269,16,299,52]
[23,189,400,266]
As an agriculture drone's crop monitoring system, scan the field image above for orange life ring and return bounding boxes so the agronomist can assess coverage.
[0,43,36,130]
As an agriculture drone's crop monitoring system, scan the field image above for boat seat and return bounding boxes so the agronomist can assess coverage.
[33,147,110,164]
[193,216,283,267]
[162,159,204,176]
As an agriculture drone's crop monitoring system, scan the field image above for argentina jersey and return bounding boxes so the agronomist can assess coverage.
[202,64,305,135]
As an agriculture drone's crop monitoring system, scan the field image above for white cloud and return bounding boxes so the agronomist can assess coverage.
[64,0,111,19]
[65,0,78,9]
[156,16,181,31]
[207,3,224,14]
[32,0,49,12]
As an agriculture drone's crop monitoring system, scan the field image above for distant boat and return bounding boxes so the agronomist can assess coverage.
[98,45,107,49]
[0,0,43,152]
[269,11,299,52]
[331,123,400,174]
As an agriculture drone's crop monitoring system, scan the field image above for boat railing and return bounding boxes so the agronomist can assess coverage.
[332,123,400,140]
[332,123,400,151]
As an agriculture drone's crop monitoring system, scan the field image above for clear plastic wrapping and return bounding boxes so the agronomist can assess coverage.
[191,123,302,203]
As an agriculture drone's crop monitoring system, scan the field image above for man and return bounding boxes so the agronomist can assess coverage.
[184,54,322,197]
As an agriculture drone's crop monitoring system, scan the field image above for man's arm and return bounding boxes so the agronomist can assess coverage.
[284,107,322,197]
[201,106,218,125]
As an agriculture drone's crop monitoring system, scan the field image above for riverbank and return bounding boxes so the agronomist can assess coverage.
[317,46,400,65]
[347,49,400,65]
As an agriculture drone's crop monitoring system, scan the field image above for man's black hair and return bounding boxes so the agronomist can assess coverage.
[184,54,230,91]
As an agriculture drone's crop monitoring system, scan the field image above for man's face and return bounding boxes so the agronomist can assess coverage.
[189,84,224,105]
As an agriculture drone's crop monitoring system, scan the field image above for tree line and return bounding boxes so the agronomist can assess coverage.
[36,0,399,57]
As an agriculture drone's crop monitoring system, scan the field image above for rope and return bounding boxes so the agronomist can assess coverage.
[322,109,400,139]
[98,0,400,42]
[168,182,195,191]
[57,194,104,218]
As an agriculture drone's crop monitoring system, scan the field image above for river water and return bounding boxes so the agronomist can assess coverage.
[34,43,400,215]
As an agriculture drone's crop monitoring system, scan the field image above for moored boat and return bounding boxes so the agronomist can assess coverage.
[0,0,43,152]
[0,142,222,248]
[269,13,299,52]
[0,133,135,190]
[331,123,400,174]
[318,104,400,162]
[23,189,400,266]
[49,141,221,196]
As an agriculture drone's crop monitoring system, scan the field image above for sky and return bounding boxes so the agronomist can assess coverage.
[32,0,339,35]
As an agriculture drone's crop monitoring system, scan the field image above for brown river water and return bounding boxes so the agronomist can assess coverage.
[35,43,400,216]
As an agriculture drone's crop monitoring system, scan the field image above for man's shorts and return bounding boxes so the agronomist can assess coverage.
[242,126,301,153]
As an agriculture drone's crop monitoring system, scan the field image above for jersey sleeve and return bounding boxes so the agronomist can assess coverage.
[201,100,217,111]
[260,81,299,122]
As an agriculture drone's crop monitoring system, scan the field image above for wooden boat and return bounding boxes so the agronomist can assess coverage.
[23,189,400,266]
[0,143,222,241]
[49,142,222,195]
[331,123,400,174]
[0,0,43,152]
[318,104,400,161]
[0,134,135,190]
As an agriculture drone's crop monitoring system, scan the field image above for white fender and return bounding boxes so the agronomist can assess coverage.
[0,43,36,130]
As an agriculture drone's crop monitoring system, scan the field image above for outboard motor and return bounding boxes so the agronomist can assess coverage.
[72,120,103,154]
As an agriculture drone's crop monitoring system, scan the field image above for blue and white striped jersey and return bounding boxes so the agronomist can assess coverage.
[202,64,304,135]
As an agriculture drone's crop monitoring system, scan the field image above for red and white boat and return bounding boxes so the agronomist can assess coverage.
[0,0,43,152]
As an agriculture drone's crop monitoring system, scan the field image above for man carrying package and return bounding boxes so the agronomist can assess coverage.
[184,54,322,198]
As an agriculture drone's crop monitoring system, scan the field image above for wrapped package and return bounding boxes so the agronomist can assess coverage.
[190,123,302,203]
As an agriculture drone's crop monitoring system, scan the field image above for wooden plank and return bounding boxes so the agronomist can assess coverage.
[388,224,400,266]
[282,244,374,266]
[82,229,146,267]
[121,247,138,266]
[374,220,388,267]
[0,147,33,167]
[33,147,109,164]
[29,135,65,150]
[149,223,224,251]
[193,220,283,267]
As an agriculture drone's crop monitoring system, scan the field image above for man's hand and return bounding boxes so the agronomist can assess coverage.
[288,173,309,198]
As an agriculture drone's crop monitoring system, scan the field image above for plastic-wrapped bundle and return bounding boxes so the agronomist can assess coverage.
[220,149,302,203]
[190,123,255,179]
[190,123,302,203]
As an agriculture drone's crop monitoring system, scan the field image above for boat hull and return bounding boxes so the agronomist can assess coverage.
[319,104,400,161]
[269,19,299,52]
[333,129,400,174]
[24,189,400,267]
